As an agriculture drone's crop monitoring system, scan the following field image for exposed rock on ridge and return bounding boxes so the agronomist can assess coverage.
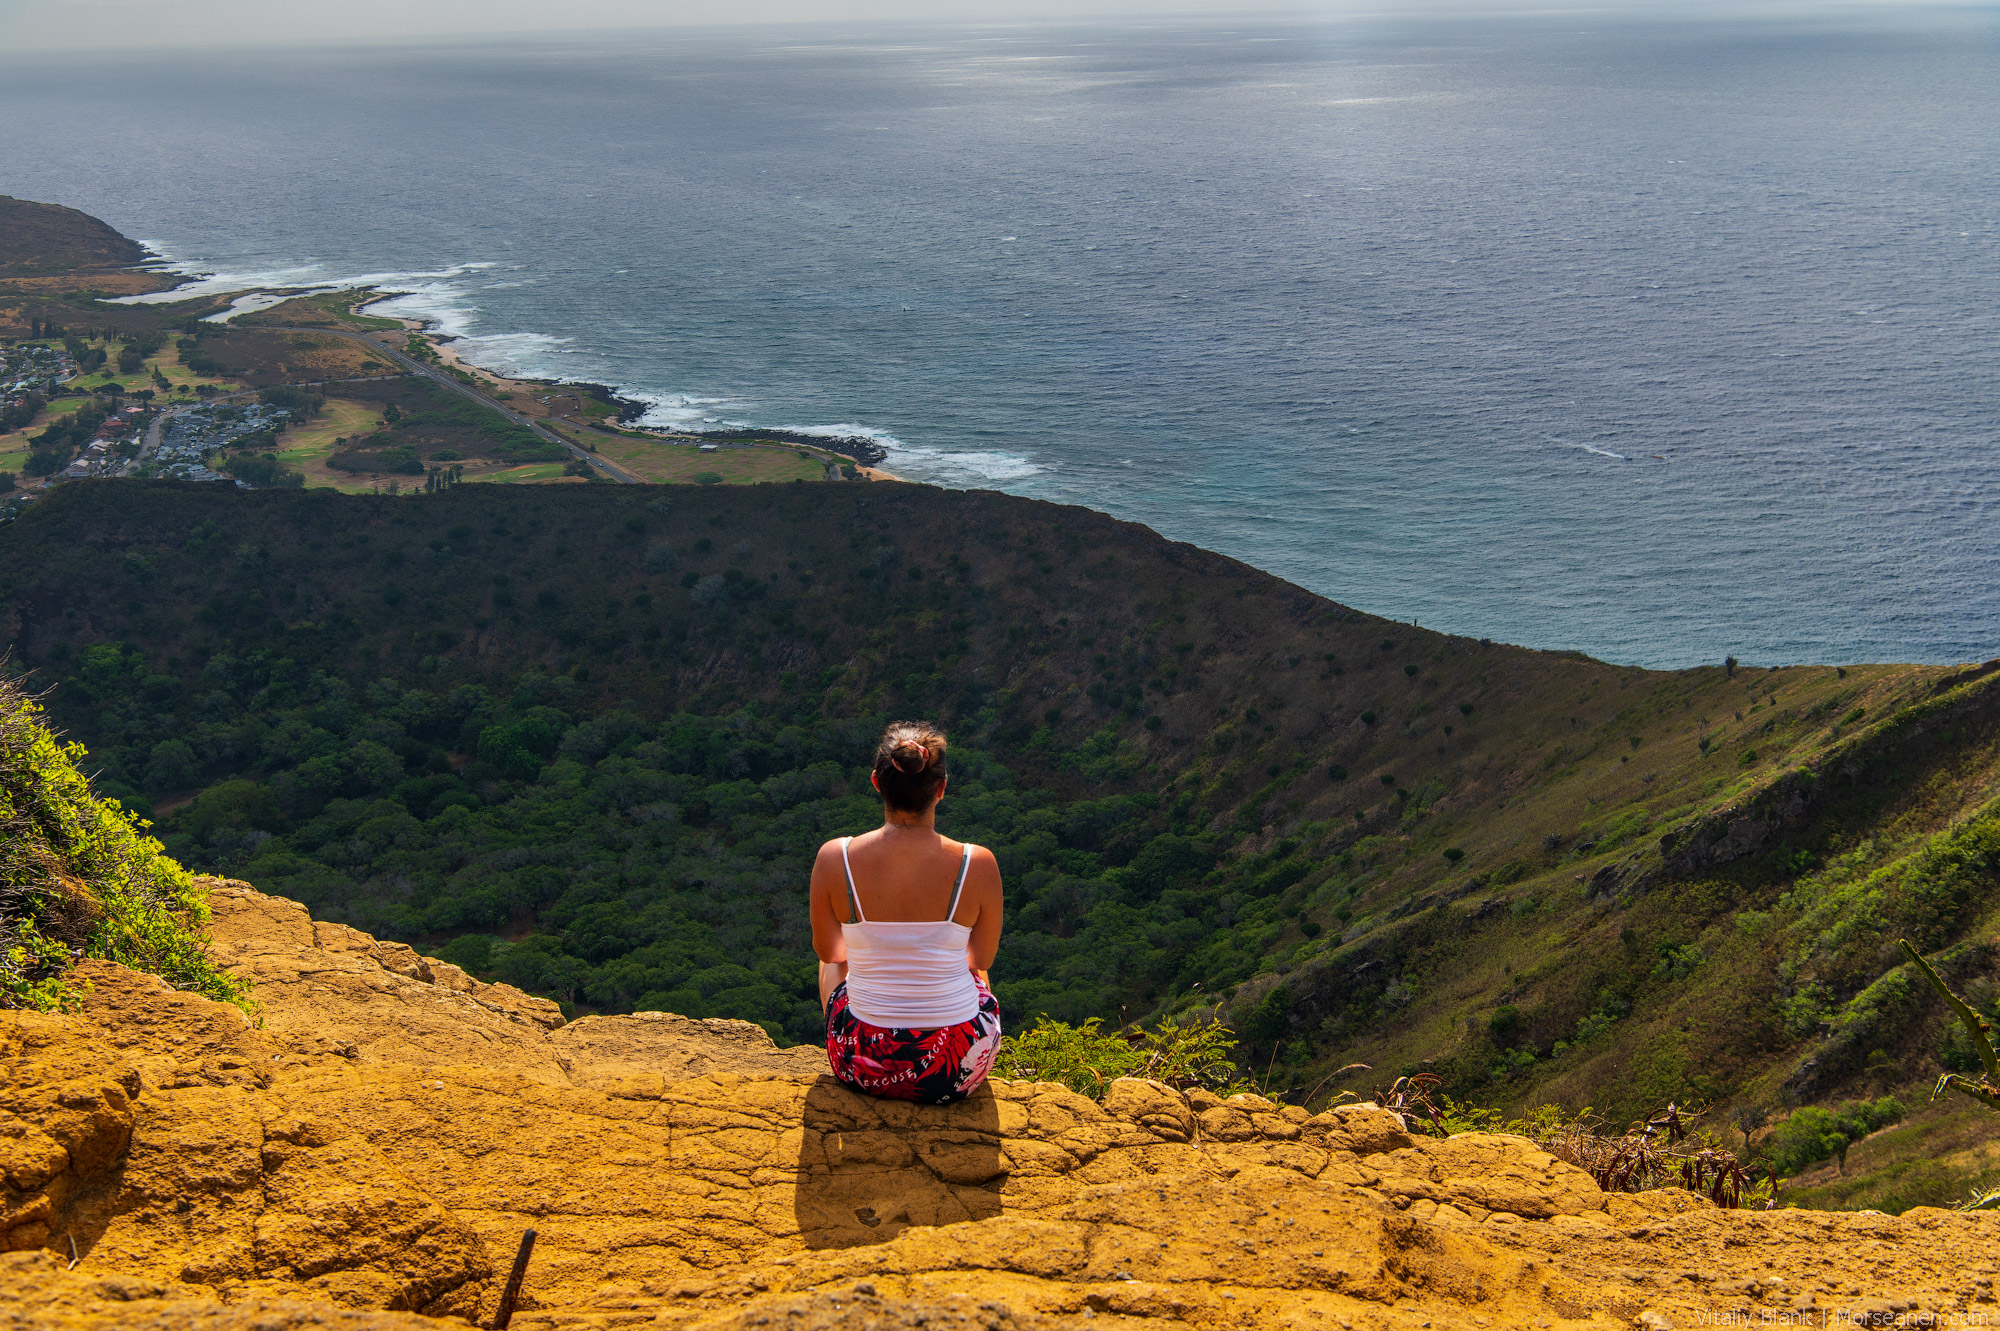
[3,882,1996,1329]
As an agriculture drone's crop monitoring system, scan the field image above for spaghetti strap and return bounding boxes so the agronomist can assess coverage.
[840,837,866,923]
[945,843,973,921]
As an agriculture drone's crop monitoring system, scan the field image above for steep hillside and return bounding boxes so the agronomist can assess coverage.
[0,196,148,275]
[2,480,1995,1184]
[4,883,1995,1331]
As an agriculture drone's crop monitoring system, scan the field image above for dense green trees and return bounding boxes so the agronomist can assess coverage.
[1,392,43,433]
[35,652,1315,1044]
[23,399,108,475]
[222,452,306,488]
[1764,1097,1905,1176]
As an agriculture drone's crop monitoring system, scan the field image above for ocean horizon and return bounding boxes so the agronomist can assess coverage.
[3,8,1996,669]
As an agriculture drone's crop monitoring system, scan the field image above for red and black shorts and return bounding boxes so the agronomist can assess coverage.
[824,979,1002,1105]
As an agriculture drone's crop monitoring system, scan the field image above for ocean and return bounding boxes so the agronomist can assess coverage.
[3,8,1997,669]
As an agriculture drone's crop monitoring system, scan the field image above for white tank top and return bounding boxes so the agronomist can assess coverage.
[838,836,981,1029]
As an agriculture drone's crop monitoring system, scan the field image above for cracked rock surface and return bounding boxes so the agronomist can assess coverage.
[3,881,1996,1330]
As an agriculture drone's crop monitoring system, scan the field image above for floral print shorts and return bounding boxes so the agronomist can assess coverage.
[824,979,1002,1105]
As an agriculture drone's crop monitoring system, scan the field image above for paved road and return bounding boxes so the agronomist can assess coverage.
[272,325,643,485]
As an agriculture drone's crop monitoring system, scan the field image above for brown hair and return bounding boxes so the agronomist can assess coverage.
[873,721,948,812]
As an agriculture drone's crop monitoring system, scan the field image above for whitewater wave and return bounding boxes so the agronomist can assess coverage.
[633,392,743,432]
[357,272,497,339]
[875,441,1047,486]
[443,331,576,380]
[774,421,905,449]
[110,252,497,313]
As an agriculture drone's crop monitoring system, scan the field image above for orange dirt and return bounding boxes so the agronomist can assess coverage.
[3,882,1995,1330]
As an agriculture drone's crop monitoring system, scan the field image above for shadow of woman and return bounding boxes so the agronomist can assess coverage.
[792,1077,1007,1250]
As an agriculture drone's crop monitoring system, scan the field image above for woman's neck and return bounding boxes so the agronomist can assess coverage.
[881,807,936,832]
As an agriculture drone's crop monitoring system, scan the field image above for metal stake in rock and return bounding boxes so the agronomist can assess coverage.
[490,1228,537,1330]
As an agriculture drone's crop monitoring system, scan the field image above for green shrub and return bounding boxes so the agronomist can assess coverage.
[1762,1097,1905,1176]
[996,1011,1247,1098]
[221,452,304,488]
[0,674,250,1013]
[378,446,424,475]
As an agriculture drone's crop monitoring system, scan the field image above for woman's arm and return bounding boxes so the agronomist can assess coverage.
[810,841,849,1012]
[961,845,1004,976]
[809,841,849,965]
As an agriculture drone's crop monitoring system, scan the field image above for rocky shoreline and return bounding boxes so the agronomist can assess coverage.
[414,337,889,465]
[688,425,890,466]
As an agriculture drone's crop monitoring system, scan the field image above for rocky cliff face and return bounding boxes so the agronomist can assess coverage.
[4,882,1995,1330]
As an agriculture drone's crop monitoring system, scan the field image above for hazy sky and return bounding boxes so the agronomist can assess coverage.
[3,0,1262,52]
[0,0,1962,54]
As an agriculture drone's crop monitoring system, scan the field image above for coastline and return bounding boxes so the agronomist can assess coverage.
[367,296,906,482]
[51,254,909,486]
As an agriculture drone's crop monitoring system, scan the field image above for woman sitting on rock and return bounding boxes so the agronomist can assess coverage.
[810,721,1003,1105]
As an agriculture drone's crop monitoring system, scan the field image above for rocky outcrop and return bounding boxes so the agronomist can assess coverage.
[4,882,1997,1330]
[1660,667,2000,879]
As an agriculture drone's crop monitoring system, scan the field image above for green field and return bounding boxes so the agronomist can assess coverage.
[0,391,88,476]
[486,462,576,484]
[583,430,828,485]
[272,397,390,493]
[239,289,406,333]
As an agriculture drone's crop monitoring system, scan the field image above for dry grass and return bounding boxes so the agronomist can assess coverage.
[1785,1100,2000,1213]
[572,428,828,485]
[1380,1076,1765,1207]
[273,397,391,492]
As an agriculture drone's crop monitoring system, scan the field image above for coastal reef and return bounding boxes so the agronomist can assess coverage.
[5,881,1996,1330]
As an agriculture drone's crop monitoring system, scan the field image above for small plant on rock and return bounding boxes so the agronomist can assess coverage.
[0,673,251,1013]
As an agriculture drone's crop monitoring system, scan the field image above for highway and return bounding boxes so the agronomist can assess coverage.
[272,325,643,485]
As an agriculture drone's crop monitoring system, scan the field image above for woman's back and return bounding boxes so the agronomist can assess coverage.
[837,832,981,1027]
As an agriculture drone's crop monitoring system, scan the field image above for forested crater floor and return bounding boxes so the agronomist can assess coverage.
[3,479,1999,1210]
[4,883,1996,1331]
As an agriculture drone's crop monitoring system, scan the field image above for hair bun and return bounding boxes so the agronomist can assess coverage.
[891,740,930,774]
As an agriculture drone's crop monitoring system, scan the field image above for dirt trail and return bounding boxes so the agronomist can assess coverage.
[3,882,1994,1330]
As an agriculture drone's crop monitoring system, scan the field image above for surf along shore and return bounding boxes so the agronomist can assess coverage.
[0,197,900,496]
